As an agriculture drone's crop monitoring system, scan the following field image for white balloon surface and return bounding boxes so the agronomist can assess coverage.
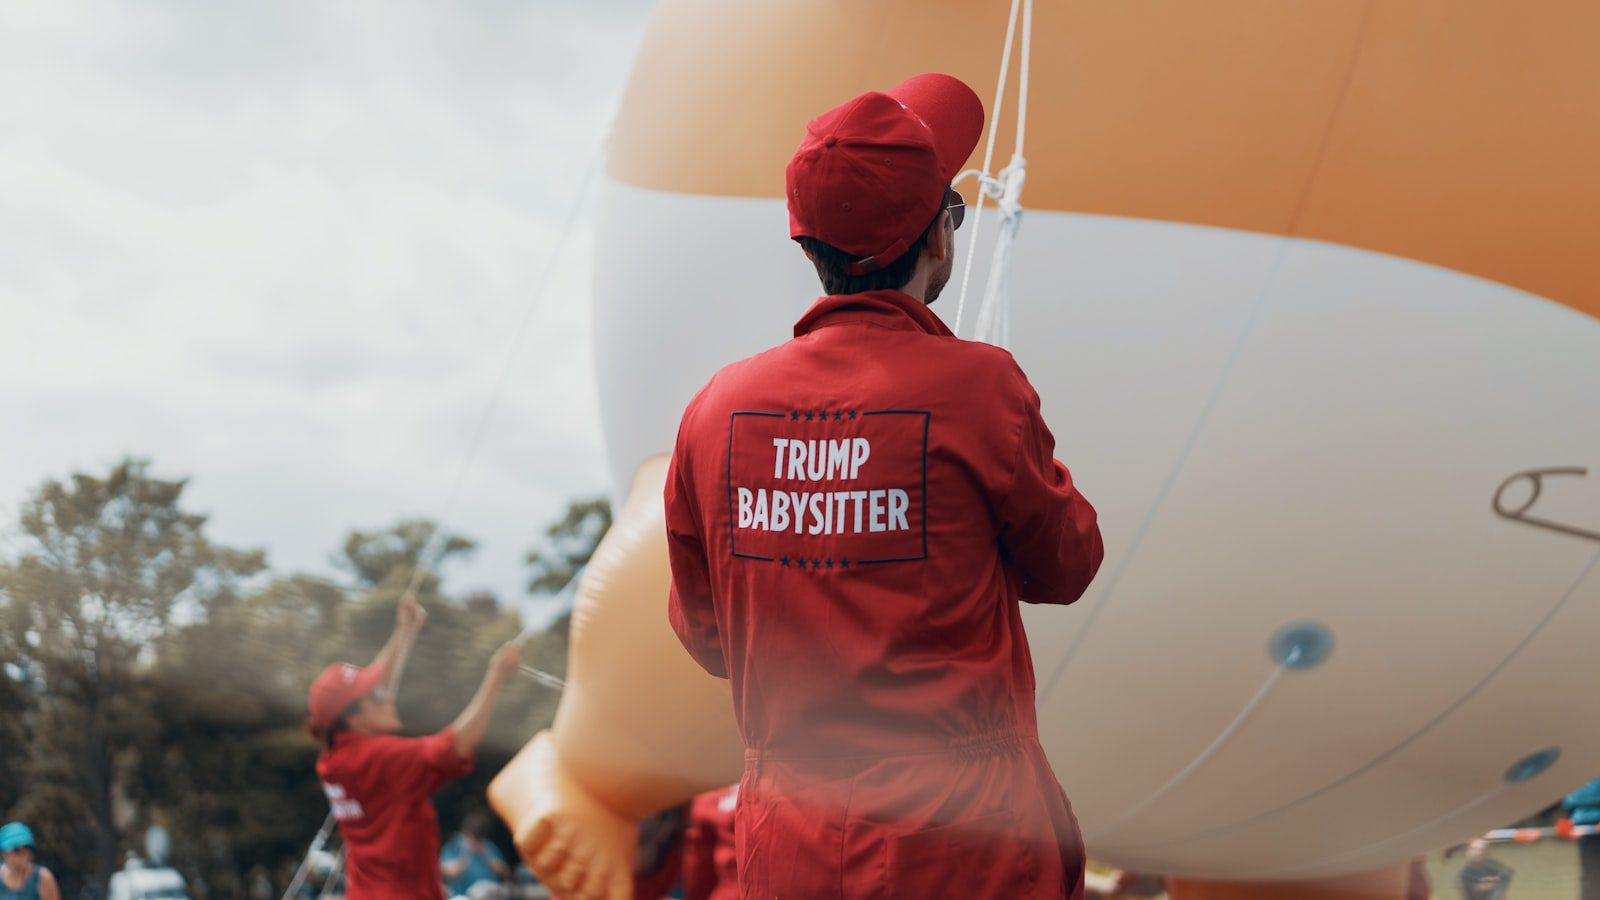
[584,0,1600,879]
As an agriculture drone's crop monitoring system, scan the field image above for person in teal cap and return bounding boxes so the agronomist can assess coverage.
[1567,777,1600,900]
[0,822,60,900]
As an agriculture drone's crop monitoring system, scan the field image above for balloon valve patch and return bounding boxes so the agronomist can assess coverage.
[1504,747,1561,784]
[1269,621,1333,670]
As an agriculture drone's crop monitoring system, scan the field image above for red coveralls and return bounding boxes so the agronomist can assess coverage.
[666,289,1104,899]
[316,727,474,900]
[683,787,740,900]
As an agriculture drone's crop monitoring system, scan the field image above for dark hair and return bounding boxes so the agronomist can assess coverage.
[796,196,945,295]
[460,812,492,840]
[309,698,366,749]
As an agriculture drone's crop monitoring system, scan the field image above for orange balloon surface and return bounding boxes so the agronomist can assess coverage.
[496,0,1600,894]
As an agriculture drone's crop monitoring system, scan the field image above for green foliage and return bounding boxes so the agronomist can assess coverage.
[338,519,476,590]
[0,621,33,816]
[525,496,612,595]
[1,459,593,898]
[0,653,33,817]
[0,458,265,898]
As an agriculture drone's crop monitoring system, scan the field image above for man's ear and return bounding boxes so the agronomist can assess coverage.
[930,210,952,262]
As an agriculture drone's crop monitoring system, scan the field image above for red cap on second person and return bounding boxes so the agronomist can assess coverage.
[308,661,387,731]
[786,73,984,275]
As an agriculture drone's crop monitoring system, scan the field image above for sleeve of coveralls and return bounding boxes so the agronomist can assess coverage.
[665,434,728,679]
[997,370,1105,605]
[371,729,475,798]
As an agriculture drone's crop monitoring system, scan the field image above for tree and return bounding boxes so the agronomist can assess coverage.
[0,458,265,897]
[525,496,612,595]
[141,575,349,898]
[145,516,481,899]
[0,660,32,817]
[2,467,611,897]
[338,518,476,591]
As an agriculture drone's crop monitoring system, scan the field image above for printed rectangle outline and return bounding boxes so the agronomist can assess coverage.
[725,408,930,565]
[728,411,784,561]
[856,409,930,564]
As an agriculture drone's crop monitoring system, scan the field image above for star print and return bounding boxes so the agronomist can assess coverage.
[795,558,807,569]
[847,410,857,419]
[839,558,850,568]
[780,555,791,567]
[833,410,844,421]
[790,411,801,421]
[824,559,834,569]
[813,558,822,569]
[805,411,815,421]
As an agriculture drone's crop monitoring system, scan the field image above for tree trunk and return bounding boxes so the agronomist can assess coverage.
[83,691,120,898]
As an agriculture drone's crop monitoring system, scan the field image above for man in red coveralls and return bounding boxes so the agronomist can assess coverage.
[665,73,1104,899]
[681,786,739,900]
[309,595,522,899]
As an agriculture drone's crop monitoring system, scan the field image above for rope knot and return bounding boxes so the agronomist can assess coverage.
[995,153,1028,222]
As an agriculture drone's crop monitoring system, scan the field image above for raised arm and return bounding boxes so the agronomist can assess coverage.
[372,593,427,695]
[451,642,522,759]
[996,368,1104,605]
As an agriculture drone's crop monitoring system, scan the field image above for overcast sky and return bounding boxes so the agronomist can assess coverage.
[0,0,657,619]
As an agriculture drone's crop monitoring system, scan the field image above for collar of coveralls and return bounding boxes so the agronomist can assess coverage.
[793,289,956,340]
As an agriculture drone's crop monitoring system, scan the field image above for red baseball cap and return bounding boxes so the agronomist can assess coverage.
[308,661,388,731]
[787,73,984,275]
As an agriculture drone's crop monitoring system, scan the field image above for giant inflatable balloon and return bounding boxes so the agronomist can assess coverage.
[492,0,1600,895]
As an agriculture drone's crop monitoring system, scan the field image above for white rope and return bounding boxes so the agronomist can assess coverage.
[517,664,568,691]
[278,132,606,900]
[513,568,584,648]
[1234,783,1510,881]
[970,152,1025,346]
[507,567,584,689]
[395,132,605,688]
[281,811,336,900]
[400,135,610,605]
[318,847,346,896]
[1090,657,1294,841]
[954,0,1035,349]
[1016,0,1033,155]
[952,0,1022,337]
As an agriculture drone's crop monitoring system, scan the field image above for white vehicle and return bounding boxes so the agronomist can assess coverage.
[108,858,190,900]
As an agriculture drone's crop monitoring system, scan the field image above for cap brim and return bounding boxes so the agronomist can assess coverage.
[350,663,388,699]
[310,662,390,730]
[886,73,985,184]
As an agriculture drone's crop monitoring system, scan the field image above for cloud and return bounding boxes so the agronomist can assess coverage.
[0,0,653,612]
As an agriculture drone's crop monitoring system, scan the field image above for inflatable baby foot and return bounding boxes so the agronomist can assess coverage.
[489,731,635,900]
[490,456,743,898]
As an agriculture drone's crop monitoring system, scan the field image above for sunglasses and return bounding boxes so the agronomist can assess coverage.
[944,187,966,230]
